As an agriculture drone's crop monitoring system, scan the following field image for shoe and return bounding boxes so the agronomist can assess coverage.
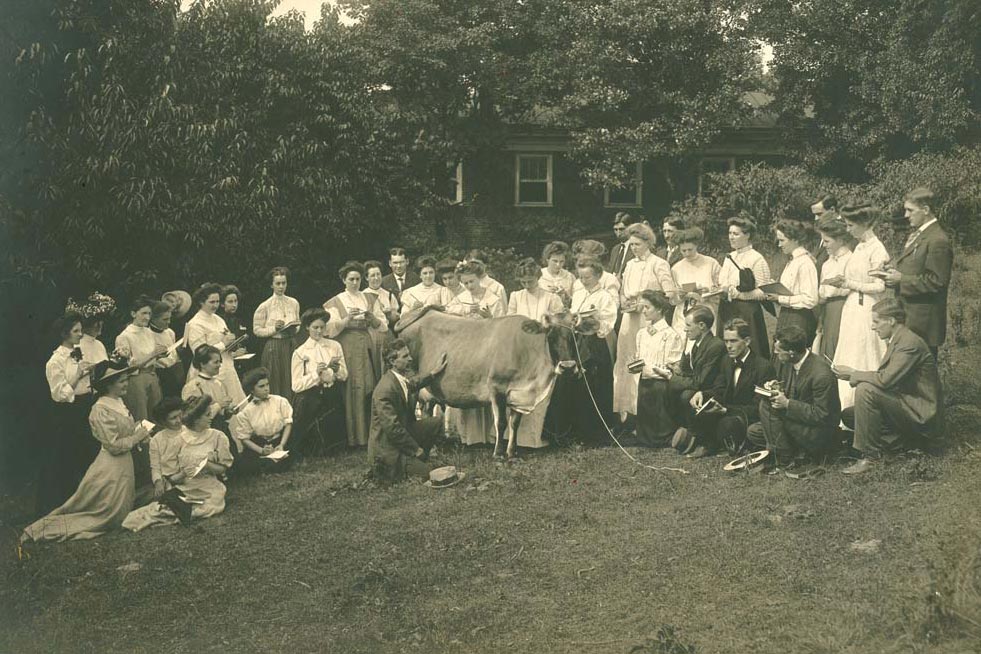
[686,445,710,459]
[671,428,690,451]
[842,458,873,475]
[681,438,699,456]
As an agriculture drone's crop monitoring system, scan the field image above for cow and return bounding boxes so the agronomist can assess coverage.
[395,306,583,459]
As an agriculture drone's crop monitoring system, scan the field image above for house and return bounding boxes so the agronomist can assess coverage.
[440,92,790,249]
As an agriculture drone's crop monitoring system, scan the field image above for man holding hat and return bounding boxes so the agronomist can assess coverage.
[367,339,447,482]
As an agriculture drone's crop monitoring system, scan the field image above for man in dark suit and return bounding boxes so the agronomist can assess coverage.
[809,193,838,274]
[747,325,841,464]
[880,188,953,358]
[367,339,447,482]
[380,247,421,311]
[834,299,943,474]
[668,306,726,452]
[658,217,685,266]
[608,212,641,281]
[683,318,775,458]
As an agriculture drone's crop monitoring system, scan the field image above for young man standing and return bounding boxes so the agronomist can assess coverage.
[381,247,421,310]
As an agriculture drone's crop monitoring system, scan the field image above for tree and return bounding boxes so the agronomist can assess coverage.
[748,0,980,177]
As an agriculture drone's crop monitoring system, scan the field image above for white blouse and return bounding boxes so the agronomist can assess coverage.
[232,394,294,442]
[480,275,508,304]
[570,285,618,338]
[252,294,301,338]
[324,291,388,337]
[45,345,84,403]
[77,334,108,396]
[539,268,575,296]
[634,319,685,379]
[621,253,675,304]
[671,255,721,293]
[150,327,180,369]
[843,232,890,296]
[446,289,506,318]
[364,286,397,316]
[291,337,349,393]
[186,311,233,353]
[573,271,622,308]
[399,283,455,316]
[777,247,819,310]
[116,324,160,369]
[819,248,852,300]
[508,289,564,321]
[719,246,772,300]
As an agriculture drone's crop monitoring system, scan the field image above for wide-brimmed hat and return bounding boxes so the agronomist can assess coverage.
[90,359,134,390]
[424,466,466,488]
[723,450,770,472]
[162,290,193,318]
[65,291,117,321]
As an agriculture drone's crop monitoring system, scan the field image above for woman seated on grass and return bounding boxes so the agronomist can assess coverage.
[232,367,294,476]
[176,394,234,518]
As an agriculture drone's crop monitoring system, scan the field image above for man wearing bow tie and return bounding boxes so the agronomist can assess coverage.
[381,247,422,311]
[683,318,774,458]
[879,188,953,358]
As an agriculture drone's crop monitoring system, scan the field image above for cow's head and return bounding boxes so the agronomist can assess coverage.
[537,312,580,375]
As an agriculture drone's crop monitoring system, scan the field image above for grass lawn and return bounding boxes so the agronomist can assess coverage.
[2,401,981,654]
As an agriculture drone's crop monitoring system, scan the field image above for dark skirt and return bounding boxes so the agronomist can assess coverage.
[776,307,818,347]
[718,299,770,359]
[290,384,346,456]
[35,395,99,517]
[261,337,294,399]
[818,297,846,360]
[569,334,615,446]
[156,362,186,399]
[636,378,676,447]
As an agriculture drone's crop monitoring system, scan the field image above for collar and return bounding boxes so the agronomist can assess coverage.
[734,245,753,255]
[732,350,751,365]
[198,373,215,380]
[56,344,73,356]
[791,246,808,259]
[916,218,938,234]
[793,350,810,372]
[252,396,270,404]
[391,369,410,386]
[859,229,876,243]
[649,319,670,334]
[832,246,851,260]
[97,395,130,416]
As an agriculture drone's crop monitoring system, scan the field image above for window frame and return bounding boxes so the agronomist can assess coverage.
[698,156,736,196]
[514,153,554,207]
[603,161,643,208]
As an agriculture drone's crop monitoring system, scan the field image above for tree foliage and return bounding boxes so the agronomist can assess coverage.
[749,0,980,175]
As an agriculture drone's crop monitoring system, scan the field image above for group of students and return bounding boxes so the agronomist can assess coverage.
[24,186,953,543]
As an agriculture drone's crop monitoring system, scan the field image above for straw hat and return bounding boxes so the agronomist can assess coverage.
[424,466,466,488]
[162,290,193,318]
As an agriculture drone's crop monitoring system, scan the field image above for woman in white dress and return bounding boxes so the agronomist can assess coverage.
[613,223,675,420]
[670,227,721,334]
[539,241,575,301]
[813,217,853,360]
[324,262,388,447]
[115,295,169,421]
[824,203,891,409]
[445,260,505,446]
[507,258,565,449]
[400,256,455,316]
[175,395,234,518]
[185,283,247,405]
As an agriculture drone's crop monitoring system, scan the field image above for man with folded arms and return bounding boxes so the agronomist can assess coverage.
[747,325,840,465]
[668,305,725,453]
[682,319,774,458]
[833,298,943,474]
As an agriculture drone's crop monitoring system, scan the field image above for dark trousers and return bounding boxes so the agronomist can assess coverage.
[747,402,836,463]
[403,416,444,479]
[841,382,938,456]
[690,411,748,454]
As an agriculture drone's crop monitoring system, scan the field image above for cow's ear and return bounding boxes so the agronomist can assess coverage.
[522,318,545,334]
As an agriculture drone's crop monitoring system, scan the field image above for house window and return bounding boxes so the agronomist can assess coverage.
[698,157,736,196]
[515,154,553,206]
[604,162,643,208]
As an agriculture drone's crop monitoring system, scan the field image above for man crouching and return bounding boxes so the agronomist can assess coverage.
[368,339,448,482]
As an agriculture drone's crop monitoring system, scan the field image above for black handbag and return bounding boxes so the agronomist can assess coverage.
[726,255,776,317]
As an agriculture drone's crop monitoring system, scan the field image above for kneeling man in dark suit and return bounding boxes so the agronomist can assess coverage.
[684,319,774,458]
[747,325,841,464]
[367,339,447,482]
[833,298,943,474]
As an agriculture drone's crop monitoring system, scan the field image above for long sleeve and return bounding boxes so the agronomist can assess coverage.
[252,302,273,337]
[851,338,922,390]
[89,407,141,456]
[486,295,506,318]
[148,434,163,483]
[45,352,78,403]
[186,316,226,352]
[819,253,852,300]
[779,254,819,309]
[332,344,349,382]
[785,369,837,427]
[376,392,421,456]
[899,237,953,297]
[291,348,321,394]
[507,293,519,316]
[232,407,254,442]
[215,433,234,467]
[651,256,676,295]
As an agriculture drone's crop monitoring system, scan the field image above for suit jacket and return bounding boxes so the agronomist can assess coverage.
[609,243,633,279]
[851,325,941,428]
[708,350,775,425]
[762,353,840,447]
[657,245,683,267]
[381,271,422,308]
[670,334,725,394]
[367,369,435,480]
[893,222,953,346]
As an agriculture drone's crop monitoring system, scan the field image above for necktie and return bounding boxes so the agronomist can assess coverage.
[904,230,918,251]
[786,366,797,398]
[396,276,404,292]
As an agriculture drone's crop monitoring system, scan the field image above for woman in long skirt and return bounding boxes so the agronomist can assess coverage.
[670,227,721,334]
[363,260,397,379]
[764,220,819,347]
[324,262,388,447]
[718,216,773,359]
[445,261,506,446]
[613,223,675,421]
[290,308,348,455]
[23,361,152,543]
[185,283,247,405]
[825,204,891,409]
[115,295,167,421]
[813,217,852,360]
[150,300,185,398]
[507,258,564,449]
[633,290,685,447]
[252,267,300,398]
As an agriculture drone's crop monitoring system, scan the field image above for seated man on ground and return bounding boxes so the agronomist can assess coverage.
[747,325,841,465]
[833,298,943,474]
[367,339,448,483]
[682,319,774,458]
[668,305,726,453]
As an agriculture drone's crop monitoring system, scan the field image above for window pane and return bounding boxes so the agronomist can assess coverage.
[519,156,548,181]
[519,181,548,204]
[608,186,638,205]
